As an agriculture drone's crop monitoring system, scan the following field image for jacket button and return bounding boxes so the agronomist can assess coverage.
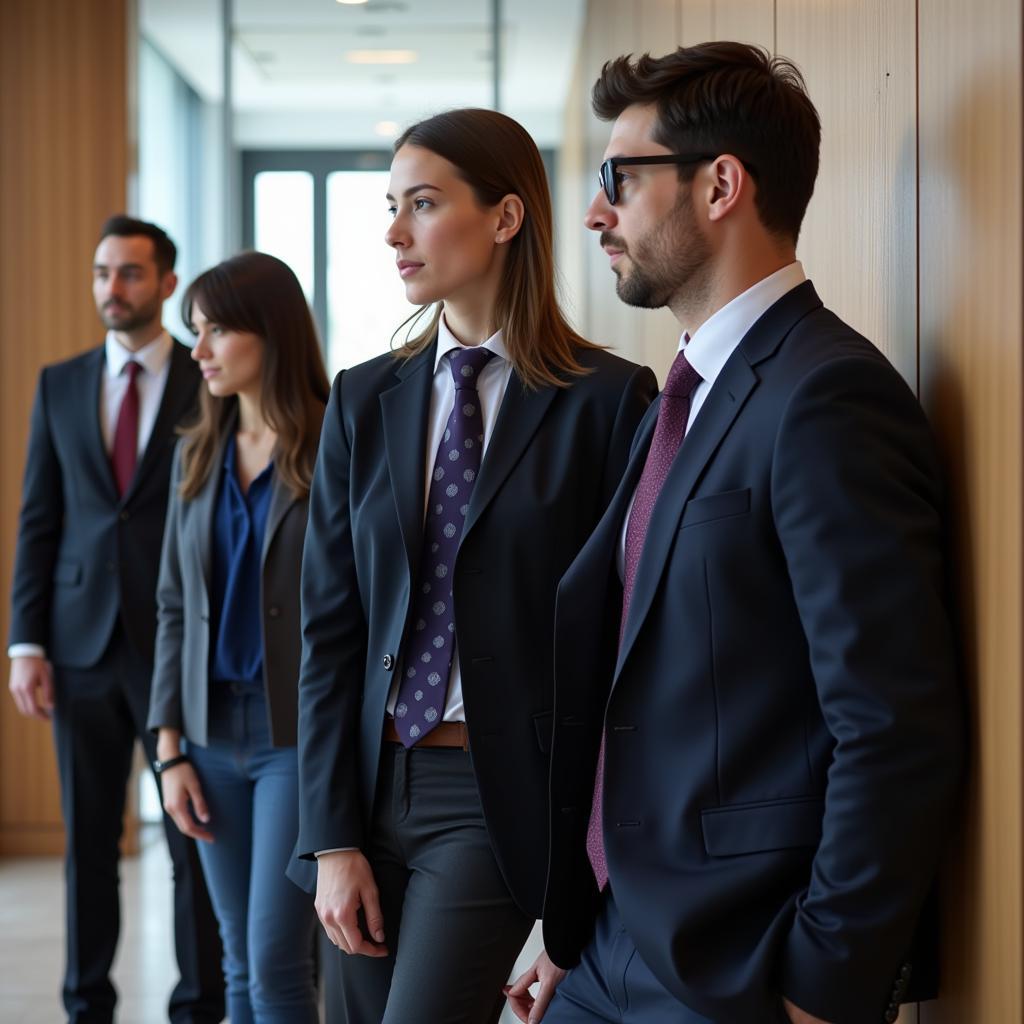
[119,510,130,522]
[383,654,394,670]
[268,606,280,618]
[106,561,116,572]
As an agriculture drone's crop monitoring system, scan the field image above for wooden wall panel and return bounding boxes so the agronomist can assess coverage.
[917,0,1023,1020]
[776,0,917,384]
[0,0,130,855]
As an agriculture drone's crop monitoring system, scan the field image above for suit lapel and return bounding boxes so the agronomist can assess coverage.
[613,279,825,680]
[85,347,119,503]
[125,340,196,503]
[461,373,558,540]
[380,344,436,582]
[192,423,234,595]
[261,475,297,570]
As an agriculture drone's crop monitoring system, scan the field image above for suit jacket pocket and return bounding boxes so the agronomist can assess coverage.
[532,710,554,754]
[680,488,750,528]
[701,795,824,856]
[53,560,82,586]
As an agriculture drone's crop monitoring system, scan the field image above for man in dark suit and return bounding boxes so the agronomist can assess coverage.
[7,215,223,1023]
[506,43,963,1024]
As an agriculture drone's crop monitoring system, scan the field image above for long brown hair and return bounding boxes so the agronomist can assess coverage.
[391,108,600,389]
[178,251,330,500]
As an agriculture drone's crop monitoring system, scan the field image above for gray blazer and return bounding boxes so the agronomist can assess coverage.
[148,433,309,747]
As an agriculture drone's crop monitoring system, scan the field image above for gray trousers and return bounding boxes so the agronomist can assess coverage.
[325,742,534,1024]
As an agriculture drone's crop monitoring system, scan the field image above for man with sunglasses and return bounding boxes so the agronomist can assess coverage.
[507,42,962,1024]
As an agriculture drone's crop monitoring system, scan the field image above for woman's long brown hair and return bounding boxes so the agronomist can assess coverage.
[178,251,330,500]
[391,108,601,389]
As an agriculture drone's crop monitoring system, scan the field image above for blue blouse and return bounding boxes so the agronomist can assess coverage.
[211,435,274,687]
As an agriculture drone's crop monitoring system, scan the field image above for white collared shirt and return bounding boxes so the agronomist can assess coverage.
[101,329,174,458]
[385,314,514,723]
[8,329,175,662]
[618,261,807,577]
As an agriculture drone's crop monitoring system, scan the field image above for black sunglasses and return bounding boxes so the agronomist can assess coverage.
[598,153,758,206]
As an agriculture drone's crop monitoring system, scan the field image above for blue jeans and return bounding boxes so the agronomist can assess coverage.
[187,685,317,1024]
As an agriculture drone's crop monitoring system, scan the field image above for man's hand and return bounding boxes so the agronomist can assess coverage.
[783,996,834,1024]
[504,948,567,1023]
[9,656,55,720]
[315,850,388,957]
[161,761,213,843]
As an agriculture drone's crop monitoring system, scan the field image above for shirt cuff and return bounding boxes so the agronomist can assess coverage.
[314,848,358,857]
[8,644,46,660]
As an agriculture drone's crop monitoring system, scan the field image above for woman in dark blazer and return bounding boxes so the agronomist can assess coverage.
[296,108,658,1024]
[148,251,329,1024]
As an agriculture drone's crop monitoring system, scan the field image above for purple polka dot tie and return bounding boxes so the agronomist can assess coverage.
[393,346,495,747]
[586,348,702,888]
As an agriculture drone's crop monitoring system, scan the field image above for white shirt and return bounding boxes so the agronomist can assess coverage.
[385,315,513,723]
[8,330,174,662]
[100,330,174,458]
[617,262,807,577]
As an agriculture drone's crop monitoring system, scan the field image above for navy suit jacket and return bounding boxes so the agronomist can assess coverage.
[296,341,656,917]
[544,282,963,1024]
[9,340,200,668]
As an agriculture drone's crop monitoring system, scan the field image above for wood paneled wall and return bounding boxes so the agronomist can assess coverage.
[0,0,131,855]
[559,0,1023,1018]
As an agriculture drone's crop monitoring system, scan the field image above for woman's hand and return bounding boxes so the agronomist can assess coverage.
[160,760,213,843]
[315,850,389,957]
[504,948,567,1023]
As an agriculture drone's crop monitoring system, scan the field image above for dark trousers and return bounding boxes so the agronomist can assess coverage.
[325,742,534,1024]
[544,890,715,1024]
[52,626,224,1023]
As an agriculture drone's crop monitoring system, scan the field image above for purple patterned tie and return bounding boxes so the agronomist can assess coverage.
[586,348,702,889]
[393,346,495,747]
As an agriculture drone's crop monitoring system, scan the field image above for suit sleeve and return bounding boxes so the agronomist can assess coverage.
[9,369,64,649]
[599,364,658,507]
[147,442,186,734]
[771,354,964,1022]
[296,370,370,857]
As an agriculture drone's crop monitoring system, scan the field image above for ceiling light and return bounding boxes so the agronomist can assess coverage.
[375,120,400,138]
[336,1,369,5]
[346,49,417,65]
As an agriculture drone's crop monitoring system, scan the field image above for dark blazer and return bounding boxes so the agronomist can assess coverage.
[296,342,656,917]
[148,429,311,748]
[544,282,964,1024]
[9,340,200,667]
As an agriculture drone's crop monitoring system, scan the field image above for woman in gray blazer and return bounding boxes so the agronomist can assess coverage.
[148,251,329,1024]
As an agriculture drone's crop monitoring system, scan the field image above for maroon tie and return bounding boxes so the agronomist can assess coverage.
[586,348,702,889]
[111,361,141,497]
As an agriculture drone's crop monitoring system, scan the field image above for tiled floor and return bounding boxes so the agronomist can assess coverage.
[0,827,542,1023]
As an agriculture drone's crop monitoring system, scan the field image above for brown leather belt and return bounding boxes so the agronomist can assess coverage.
[382,717,470,751]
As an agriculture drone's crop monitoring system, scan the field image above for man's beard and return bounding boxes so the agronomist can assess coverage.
[608,191,712,311]
[99,293,161,332]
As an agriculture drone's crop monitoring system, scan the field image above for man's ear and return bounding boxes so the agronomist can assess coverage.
[494,194,526,244]
[160,270,179,301]
[705,155,749,224]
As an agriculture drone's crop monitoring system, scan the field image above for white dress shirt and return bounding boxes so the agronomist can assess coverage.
[385,314,513,723]
[618,262,807,576]
[8,330,174,661]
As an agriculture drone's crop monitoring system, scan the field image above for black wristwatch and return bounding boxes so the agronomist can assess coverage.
[153,753,190,775]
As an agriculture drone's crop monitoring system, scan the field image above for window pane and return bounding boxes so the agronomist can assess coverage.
[327,171,416,376]
[254,171,315,302]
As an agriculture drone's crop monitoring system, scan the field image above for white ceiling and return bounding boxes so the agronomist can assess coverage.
[140,0,586,147]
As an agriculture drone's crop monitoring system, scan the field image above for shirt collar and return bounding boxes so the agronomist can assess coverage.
[105,329,173,379]
[433,313,509,374]
[681,262,806,385]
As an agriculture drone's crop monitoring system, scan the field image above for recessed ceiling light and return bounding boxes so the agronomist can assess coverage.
[336,1,369,5]
[375,120,400,138]
[346,49,417,64]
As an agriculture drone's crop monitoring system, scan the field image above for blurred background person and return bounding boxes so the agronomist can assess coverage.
[149,251,329,1024]
[7,215,224,1024]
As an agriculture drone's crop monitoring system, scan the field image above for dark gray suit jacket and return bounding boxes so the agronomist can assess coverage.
[148,430,310,748]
